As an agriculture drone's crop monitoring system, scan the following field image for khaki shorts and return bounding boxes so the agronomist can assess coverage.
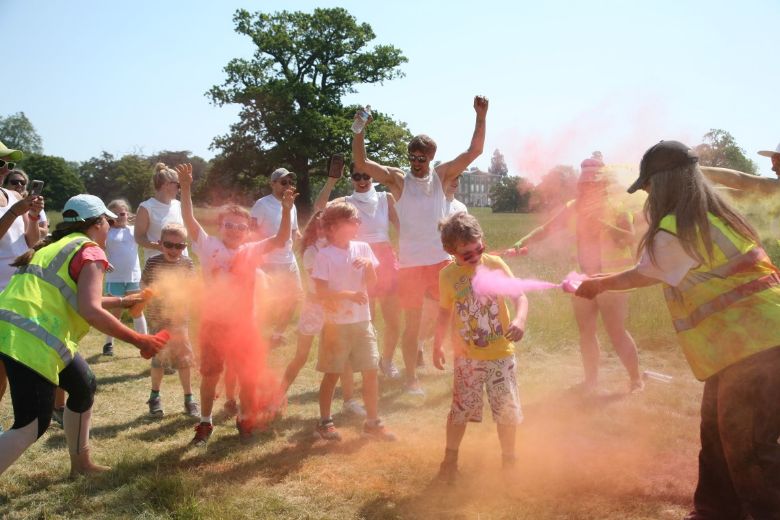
[316,321,379,374]
[151,326,193,369]
[449,355,523,425]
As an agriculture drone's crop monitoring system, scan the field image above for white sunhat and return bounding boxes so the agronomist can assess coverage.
[758,143,780,157]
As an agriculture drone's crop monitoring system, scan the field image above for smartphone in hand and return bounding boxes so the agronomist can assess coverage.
[30,180,44,197]
[327,154,345,179]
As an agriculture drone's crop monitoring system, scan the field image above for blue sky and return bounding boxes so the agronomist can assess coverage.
[4,0,778,179]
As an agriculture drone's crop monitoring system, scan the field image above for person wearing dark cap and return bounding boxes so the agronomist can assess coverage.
[576,140,780,519]
[0,194,168,478]
[701,141,780,194]
[507,152,643,394]
[251,168,302,348]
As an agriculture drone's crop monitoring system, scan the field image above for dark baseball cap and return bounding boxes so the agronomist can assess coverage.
[627,140,699,194]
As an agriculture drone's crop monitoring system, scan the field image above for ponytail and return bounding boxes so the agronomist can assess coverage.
[12,214,101,267]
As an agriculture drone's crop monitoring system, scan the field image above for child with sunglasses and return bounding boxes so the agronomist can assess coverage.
[175,163,295,445]
[311,202,396,442]
[433,212,527,484]
[101,199,148,356]
[141,223,198,418]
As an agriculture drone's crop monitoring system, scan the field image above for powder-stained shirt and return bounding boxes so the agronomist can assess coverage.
[141,255,195,327]
[439,253,515,361]
[311,241,378,324]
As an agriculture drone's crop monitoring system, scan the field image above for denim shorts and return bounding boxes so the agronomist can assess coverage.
[104,281,141,296]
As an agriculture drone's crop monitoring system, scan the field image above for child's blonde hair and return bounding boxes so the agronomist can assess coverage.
[439,211,483,253]
[107,198,131,215]
[299,209,324,254]
[153,162,178,190]
[217,204,251,226]
[160,222,187,240]
[321,202,358,238]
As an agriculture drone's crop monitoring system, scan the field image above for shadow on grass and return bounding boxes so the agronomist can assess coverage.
[95,367,151,386]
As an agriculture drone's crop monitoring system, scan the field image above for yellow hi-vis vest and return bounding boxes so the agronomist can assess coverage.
[659,214,780,380]
[0,234,94,385]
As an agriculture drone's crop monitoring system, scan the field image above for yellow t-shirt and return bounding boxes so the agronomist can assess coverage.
[439,254,515,361]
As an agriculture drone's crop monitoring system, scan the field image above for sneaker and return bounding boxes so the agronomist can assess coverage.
[147,396,164,416]
[102,342,114,356]
[379,358,401,379]
[184,400,200,417]
[362,419,397,441]
[223,399,238,417]
[342,398,367,417]
[313,419,341,441]
[191,422,213,446]
[52,407,65,428]
[236,418,253,442]
[437,459,458,484]
[405,382,426,396]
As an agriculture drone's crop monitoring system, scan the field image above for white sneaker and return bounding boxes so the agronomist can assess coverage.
[342,398,367,417]
[379,358,401,379]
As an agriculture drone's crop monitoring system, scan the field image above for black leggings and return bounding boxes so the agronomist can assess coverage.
[0,353,96,438]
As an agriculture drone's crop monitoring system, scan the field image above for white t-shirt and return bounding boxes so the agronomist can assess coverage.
[395,169,450,268]
[105,226,141,283]
[636,231,699,287]
[192,229,270,278]
[137,197,188,261]
[0,188,27,290]
[311,241,378,324]
[250,195,298,264]
[345,188,390,244]
[445,197,468,216]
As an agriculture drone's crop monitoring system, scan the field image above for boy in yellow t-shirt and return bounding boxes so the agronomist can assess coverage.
[432,212,528,483]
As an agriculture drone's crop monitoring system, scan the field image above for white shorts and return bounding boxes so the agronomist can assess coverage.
[297,300,324,336]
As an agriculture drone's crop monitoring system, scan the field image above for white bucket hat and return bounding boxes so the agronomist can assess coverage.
[758,143,780,157]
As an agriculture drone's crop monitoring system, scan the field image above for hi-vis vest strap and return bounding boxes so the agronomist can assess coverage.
[659,214,780,380]
[0,235,93,385]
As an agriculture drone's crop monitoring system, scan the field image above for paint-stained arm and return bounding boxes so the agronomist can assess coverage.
[435,96,488,184]
[701,166,780,194]
[575,267,660,299]
[175,163,207,242]
[506,292,528,342]
[512,203,573,250]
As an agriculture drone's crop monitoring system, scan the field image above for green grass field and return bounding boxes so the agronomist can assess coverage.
[0,207,704,519]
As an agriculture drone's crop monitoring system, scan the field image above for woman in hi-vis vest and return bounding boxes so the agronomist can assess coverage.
[0,195,167,478]
[576,141,780,520]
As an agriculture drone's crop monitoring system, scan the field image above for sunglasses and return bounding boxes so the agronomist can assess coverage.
[460,243,485,262]
[279,179,296,187]
[222,222,249,231]
[7,179,26,187]
[162,241,187,250]
[117,212,128,216]
[408,154,427,164]
[351,173,371,182]
[0,160,15,170]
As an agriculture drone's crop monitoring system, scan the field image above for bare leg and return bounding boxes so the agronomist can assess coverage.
[597,292,641,382]
[446,418,468,451]
[401,309,422,386]
[340,363,355,402]
[497,423,517,457]
[361,370,379,421]
[281,334,315,394]
[224,368,238,401]
[150,366,164,392]
[571,295,600,389]
[54,388,65,409]
[418,296,437,356]
[318,373,341,420]
[199,374,220,417]
[177,367,192,396]
[380,295,401,364]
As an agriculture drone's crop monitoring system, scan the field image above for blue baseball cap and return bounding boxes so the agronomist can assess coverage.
[62,194,118,222]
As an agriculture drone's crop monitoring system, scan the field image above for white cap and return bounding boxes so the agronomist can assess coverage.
[758,143,780,157]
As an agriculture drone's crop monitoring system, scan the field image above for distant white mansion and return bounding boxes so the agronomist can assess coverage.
[456,167,503,207]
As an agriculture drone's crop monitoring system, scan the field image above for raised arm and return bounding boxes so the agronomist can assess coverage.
[0,191,43,246]
[386,193,400,233]
[701,166,780,194]
[435,96,488,184]
[314,177,339,213]
[262,188,297,252]
[175,163,206,241]
[352,118,405,198]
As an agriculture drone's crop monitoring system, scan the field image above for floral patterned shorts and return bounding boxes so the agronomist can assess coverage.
[449,355,523,425]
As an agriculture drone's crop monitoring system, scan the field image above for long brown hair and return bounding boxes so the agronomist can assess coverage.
[298,209,324,255]
[638,164,759,265]
[12,212,102,267]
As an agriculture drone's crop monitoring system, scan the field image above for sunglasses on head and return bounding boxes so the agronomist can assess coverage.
[162,240,187,250]
[460,243,485,262]
[7,179,26,187]
[351,173,371,182]
[408,154,427,164]
[0,160,16,170]
[279,178,296,187]
[222,222,249,231]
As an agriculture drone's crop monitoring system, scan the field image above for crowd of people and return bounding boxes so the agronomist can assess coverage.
[0,99,778,518]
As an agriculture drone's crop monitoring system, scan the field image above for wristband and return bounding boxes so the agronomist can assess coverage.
[28,213,40,221]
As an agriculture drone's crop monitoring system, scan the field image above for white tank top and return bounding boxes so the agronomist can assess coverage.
[346,189,390,244]
[137,197,188,262]
[0,188,28,290]
[395,169,449,267]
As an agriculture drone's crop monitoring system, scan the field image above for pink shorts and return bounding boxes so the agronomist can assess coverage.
[398,260,451,309]
[368,242,399,298]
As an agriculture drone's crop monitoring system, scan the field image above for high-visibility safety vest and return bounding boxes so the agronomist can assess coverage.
[0,234,94,385]
[659,214,780,380]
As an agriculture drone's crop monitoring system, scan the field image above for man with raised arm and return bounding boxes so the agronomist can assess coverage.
[352,96,488,395]
[701,142,780,194]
